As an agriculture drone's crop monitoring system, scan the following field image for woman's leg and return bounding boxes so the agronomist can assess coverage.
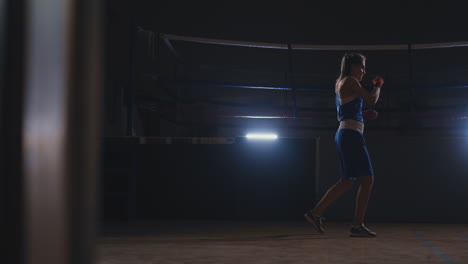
[312,178,354,216]
[353,175,374,226]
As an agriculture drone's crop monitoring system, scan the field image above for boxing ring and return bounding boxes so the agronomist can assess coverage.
[103,29,468,218]
[98,29,468,264]
[123,29,468,136]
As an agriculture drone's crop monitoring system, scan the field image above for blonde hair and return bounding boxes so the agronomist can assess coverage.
[336,53,366,83]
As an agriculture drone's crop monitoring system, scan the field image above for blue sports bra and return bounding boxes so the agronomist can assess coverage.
[336,95,364,123]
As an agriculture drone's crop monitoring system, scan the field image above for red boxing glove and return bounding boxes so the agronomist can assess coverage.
[372,76,384,88]
[363,109,378,120]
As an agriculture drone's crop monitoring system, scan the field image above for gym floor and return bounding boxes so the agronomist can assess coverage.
[97,221,468,264]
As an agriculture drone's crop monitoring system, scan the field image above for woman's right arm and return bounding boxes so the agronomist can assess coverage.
[346,77,381,105]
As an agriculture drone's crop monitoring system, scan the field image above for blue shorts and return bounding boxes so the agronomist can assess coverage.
[335,129,374,180]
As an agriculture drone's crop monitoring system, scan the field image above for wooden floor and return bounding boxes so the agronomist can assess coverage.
[97,221,468,264]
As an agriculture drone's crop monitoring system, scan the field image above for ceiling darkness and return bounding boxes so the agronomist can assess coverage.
[134,1,467,45]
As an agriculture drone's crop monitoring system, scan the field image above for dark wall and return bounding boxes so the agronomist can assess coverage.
[103,0,133,136]
[101,133,468,223]
[318,132,468,223]
[101,138,317,221]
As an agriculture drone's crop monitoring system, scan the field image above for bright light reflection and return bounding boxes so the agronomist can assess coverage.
[231,116,293,119]
[246,133,278,140]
